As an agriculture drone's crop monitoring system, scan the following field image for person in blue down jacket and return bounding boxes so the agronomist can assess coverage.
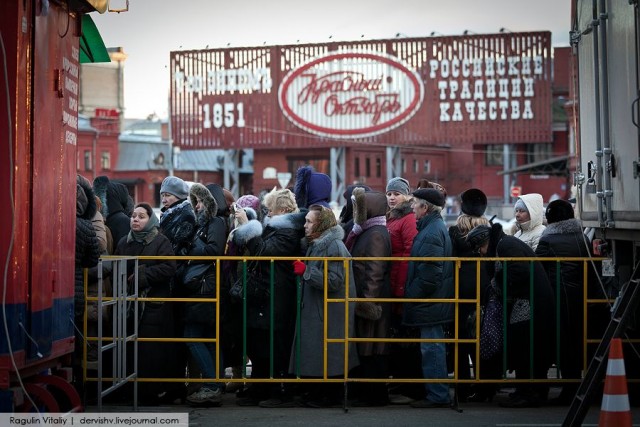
[403,188,454,409]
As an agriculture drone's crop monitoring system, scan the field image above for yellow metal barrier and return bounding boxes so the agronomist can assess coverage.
[83,255,635,392]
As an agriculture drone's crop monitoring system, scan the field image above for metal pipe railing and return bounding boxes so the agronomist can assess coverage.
[82,255,628,405]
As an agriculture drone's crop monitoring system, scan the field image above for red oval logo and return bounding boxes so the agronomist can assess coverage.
[279,51,424,139]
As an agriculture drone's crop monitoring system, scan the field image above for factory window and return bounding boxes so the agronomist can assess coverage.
[101,152,111,171]
[365,157,371,177]
[84,150,92,171]
[485,145,504,166]
[424,160,431,174]
[526,143,553,163]
[354,157,360,178]
[376,157,381,178]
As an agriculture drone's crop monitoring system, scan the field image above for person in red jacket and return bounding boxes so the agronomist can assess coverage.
[385,177,423,404]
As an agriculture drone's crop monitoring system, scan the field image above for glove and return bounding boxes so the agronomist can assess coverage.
[292,260,306,276]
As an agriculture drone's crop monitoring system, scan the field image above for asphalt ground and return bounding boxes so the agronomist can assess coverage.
[88,386,640,427]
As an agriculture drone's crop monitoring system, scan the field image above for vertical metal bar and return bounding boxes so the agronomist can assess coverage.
[343,258,350,410]
[529,261,534,379]
[556,261,562,378]
[133,258,138,410]
[502,261,508,377]
[475,259,481,382]
[97,259,103,409]
[215,259,220,381]
[323,259,328,380]
[269,260,275,378]
[582,260,589,375]
[295,274,302,377]
[242,261,247,377]
[83,268,88,384]
[453,259,460,382]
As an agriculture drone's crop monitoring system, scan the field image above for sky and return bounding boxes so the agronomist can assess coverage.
[92,0,571,120]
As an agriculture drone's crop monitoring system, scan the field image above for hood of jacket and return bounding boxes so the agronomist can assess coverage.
[206,183,228,217]
[339,184,371,224]
[352,187,387,225]
[190,183,218,224]
[77,175,97,220]
[516,193,544,232]
[93,175,133,219]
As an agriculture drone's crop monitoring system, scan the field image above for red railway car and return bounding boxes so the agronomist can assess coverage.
[0,0,107,412]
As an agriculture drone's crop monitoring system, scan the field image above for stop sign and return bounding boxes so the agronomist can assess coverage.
[510,186,522,198]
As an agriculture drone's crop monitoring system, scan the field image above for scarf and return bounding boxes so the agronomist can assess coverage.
[128,212,160,244]
[344,215,387,251]
[159,199,190,225]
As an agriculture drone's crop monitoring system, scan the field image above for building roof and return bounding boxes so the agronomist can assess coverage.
[116,119,254,172]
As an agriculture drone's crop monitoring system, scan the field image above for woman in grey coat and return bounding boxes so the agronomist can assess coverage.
[290,205,359,407]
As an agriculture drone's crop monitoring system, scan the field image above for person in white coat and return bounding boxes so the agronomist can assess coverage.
[513,193,546,251]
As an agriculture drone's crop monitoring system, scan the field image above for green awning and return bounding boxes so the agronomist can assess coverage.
[80,15,110,63]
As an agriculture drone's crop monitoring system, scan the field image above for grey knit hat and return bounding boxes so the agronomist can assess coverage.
[386,177,410,195]
[160,176,189,200]
[514,198,528,212]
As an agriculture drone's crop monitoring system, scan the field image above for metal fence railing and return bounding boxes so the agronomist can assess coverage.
[81,255,637,408]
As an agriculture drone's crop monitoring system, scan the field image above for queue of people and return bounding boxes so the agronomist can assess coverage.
[73,171,601,410]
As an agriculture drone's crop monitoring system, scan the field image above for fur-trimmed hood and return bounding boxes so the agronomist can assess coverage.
[206,183,228,217]
[339,184,371,224]
[541,218,583,236]
[189,183,218,223]
[352,187,387,225]
[77,175,97,220]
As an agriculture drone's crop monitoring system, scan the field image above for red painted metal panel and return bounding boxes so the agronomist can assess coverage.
[31,10,77,313]
[0,0,30,310]
[171,32,552,150]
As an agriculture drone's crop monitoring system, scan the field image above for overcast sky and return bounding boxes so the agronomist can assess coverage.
[92,0,571,120]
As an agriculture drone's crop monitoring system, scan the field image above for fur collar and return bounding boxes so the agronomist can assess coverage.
[309,225,344,252]
[387,200,413,219]
[542,218,583,236]
[233,211,305,246]
[264,211,306,230]
[232,219,263,246]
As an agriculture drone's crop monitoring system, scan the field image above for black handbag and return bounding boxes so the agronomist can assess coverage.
[480,283,503,360]
[229,256,262,301]
[180,262,213,292]
[179,236,214,292]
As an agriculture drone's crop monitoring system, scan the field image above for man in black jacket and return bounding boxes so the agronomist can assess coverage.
[536,199,594,405]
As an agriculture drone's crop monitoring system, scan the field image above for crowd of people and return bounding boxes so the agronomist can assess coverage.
[73,168,603,410]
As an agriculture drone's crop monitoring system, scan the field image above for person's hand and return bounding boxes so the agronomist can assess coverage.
[292,260,306,276]
[235,208,248,225]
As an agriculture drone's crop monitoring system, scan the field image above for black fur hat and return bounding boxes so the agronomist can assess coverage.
[545,199,574,224]
[460,188,488,217]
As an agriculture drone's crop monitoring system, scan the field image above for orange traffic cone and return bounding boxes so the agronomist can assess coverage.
[599,338,632,427]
